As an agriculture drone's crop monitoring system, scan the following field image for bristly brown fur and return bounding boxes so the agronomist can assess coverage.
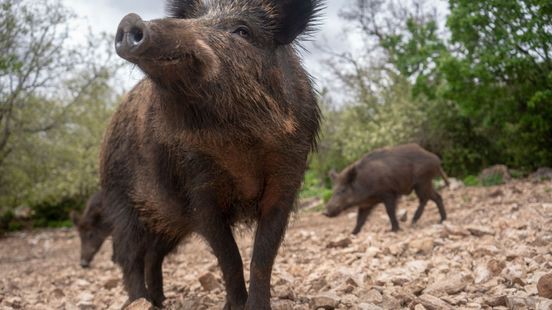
[103,0,323,308]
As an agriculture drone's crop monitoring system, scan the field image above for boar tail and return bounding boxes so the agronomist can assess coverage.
[439,166,450,186]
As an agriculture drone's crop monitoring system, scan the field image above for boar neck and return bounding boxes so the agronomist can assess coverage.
[148,79,297,148]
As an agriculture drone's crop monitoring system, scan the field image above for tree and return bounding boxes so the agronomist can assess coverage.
[0,0,121,226]
[0,0,116,168]
[444,0,552,169]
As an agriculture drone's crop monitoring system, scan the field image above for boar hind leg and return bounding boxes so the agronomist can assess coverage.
[412,185,430,224]
[145,238,177,307]
[383,197,400,232]
[431,191,447,223]
[352,205,374,235]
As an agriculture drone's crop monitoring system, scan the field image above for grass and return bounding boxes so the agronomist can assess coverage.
[463,175,480,187]
[480,173,504,187]
[463,173,505,187]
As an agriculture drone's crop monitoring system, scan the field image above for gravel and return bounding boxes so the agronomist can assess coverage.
[0,179,551,309]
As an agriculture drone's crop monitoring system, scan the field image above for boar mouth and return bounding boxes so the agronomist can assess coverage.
[152,53,192,65]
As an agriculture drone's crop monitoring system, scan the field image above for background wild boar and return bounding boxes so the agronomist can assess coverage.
[102,0,322,308]
[70,191,112,268]
[324,143,448,234]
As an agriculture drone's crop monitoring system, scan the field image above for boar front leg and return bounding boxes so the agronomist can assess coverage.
[113,231,148,306]
[352,204,374,235]
[144,238,176,307]
[246,184,297,309]
[195,194,248,310]
[201,224,248,310]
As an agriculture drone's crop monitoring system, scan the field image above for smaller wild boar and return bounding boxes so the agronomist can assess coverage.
[71,191,112,268]
[324,143,448,234]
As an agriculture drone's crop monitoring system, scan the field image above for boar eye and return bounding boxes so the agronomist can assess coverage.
[232,26,250,39]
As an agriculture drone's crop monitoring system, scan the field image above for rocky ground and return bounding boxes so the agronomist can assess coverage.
[1,179,551,310]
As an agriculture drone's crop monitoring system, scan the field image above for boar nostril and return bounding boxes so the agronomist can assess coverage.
[129,27,144,45]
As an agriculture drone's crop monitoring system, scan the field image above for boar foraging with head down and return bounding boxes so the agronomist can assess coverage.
[71,191,112,268]
[324,144,448,234]
[103,0,322,308]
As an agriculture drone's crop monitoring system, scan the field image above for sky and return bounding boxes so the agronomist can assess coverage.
[61,0,360,91]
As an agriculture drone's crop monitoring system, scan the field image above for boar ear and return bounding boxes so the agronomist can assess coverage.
[270,0,324,45]
[166,0,204,19]
[328,169,337,182]
[70,210,81,225]
[90,212,102,225]
[345,167,357,184]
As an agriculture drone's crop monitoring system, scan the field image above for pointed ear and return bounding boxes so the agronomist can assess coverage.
[345,167,357,184]
[270,0,324,45]
[166,0,204,19]
[328,169,338,182]
[70,210,81,226]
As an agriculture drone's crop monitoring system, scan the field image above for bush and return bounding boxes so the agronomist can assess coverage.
[31,196,84,228]
[463,175,479,187]
[479,174,504,187]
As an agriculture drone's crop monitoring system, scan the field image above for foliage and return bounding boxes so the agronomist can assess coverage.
[0,0,121,231]
[443,0,552,170]
[301,0,551,198]
[462,175,479,187]
[479,173,504,187]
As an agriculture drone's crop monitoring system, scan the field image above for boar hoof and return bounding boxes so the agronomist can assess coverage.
[223,303,245,310]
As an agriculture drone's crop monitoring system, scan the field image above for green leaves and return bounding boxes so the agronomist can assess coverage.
[0,0,120,229]
[444,0,552,170]
[318,0,551,181]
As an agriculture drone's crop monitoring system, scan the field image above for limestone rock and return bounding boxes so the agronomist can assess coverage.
[466,225,495,236]
[326,237,352,249]
[424,274,472,296]
[125,298,153,310]
[538,273,552,299]
[530,167,552,182]
[409,238,434,254]
[310,293,340,309]
[416,294,453,310]
[357,303,383,310]
[103,278,119,290]
[479,165,511,183]
[272,299,295,310]
[198,272,221,291]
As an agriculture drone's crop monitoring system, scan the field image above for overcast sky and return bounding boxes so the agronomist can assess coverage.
[61,0,360,91]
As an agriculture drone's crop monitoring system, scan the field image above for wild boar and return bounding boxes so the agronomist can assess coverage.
[70,191,112,268]
[102,0,322,308]
[324,143,448,234]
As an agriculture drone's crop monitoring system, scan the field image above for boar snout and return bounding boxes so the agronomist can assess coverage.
[323,206,341,218]
[115,13,150,60]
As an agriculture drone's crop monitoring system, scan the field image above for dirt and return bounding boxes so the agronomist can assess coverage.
[1,179,551,309]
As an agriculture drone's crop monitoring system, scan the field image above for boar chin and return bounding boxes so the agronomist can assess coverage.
[324,205,344,217]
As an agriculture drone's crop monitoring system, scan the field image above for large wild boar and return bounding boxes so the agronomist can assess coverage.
[70,191,112,268]
[102,0,322,308]
[324,144,448,234]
